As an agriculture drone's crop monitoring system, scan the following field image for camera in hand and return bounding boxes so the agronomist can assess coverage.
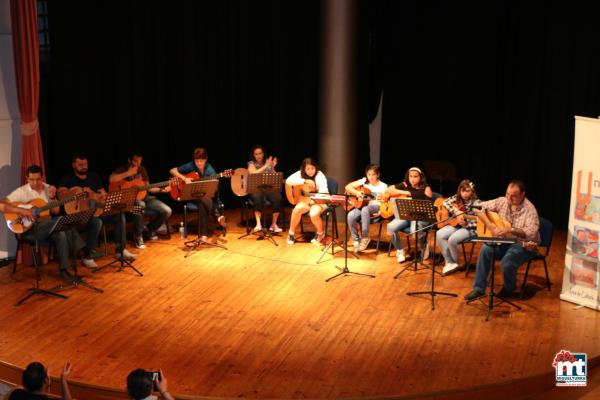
[146,370,161,391]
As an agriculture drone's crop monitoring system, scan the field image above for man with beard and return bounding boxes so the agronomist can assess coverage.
[57,153,110,266]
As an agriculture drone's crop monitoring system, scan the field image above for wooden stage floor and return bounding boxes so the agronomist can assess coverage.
[0,214,599,399]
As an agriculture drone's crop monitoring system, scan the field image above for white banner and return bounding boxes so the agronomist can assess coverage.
[561,116,600,310]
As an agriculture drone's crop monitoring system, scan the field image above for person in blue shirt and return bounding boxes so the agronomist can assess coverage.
[169,147,225,241]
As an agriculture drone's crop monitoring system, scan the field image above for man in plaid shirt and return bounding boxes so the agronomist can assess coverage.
[464,180,540,300]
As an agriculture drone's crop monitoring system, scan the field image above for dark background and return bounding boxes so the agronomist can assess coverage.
[39,0,600,228]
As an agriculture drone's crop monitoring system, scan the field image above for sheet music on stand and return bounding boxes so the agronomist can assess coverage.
[179,179,226,256]
[247,172,284,194]
[54,208,104,293]
[179,179,218,202]
[95,187,143,276]
[100,188,138,216]
[394,198,437,223]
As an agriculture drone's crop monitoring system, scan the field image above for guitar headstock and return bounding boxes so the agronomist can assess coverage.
[74,191,89,200]
[221,169,233,178]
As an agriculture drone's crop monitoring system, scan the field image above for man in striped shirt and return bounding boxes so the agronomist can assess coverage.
[464,180,540,300]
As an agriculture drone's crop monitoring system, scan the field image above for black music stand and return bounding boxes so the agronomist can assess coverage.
[326,193,375,282]
[394,198,437,278]
[180,179,226,257]
[317,195,358,264]
[54,209,104,294]
[403,217,458,309]
[15,219,68,306]
[238,172,284,246]
[95,188,143,276]
[466,237,521,321]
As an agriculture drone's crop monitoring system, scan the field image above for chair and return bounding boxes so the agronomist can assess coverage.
[521,217,553,295]
[13,234,54,273]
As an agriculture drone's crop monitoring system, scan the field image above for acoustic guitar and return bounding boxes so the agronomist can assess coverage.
[61,187,106,217]
[476,210,511,237]
[378,192,410,219]
[285,181,314,205]
[109,178,177,201]
[434,197,477,229]
[343,187,376,212]
[169,169,233,201]
[4,192,88,234]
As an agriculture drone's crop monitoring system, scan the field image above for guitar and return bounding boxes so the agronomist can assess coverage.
[435,197,477,229]
[170,169,233,201]
[476,210,511,238]
[378,192,410,219]
[61,187,106,217]
[109,177,177,201]
[4,192,88,234]
[285,182,314,205]
[344,187,376,212]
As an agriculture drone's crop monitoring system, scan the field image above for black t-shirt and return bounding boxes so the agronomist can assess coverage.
[58,171,104,191]
[8,389,53,400]
[393,182,430,200]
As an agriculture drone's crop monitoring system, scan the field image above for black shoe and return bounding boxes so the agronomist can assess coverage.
[59,270,74,281]
[464,289,485,301]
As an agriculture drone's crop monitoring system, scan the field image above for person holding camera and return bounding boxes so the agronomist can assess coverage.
[8,361,73,400]
[126,369,174,400]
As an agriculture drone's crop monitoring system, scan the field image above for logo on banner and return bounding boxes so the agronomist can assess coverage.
[553,350,587,386]
[575,170,600,225]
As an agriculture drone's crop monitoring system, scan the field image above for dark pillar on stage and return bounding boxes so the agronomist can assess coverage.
[319,0,357,192]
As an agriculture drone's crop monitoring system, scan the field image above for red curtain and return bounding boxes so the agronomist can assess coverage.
[10,0,45,183]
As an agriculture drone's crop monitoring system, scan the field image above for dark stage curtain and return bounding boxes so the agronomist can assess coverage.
[362,0,600,228]
[10,0,46,183]
[41,1,320,208]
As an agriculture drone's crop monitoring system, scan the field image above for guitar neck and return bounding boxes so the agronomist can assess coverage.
[141,180,171,190]
[37,194,82,213]
[198,172,226,181]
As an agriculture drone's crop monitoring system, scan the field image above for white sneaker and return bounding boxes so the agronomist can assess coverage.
[269,225,283,233]
[311,232,325,244]
[148,231,159,241]
[156,223,168,234]
[352,240,360,249]
[442,262,460,276]
[357,237,371,252]
[396,249,406,263]
[82,258,98,269]
[116,249,137,260]
[134,236,146,249]
[253,225,263,233]
[287,233,295,245]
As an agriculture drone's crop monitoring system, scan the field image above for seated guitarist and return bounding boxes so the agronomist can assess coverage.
[57,153,105,267]
[7,165,94,280]
[247,145,283,233]
[285,157,329,245]
[345,164,388,252]
[436,179,480,276]
[464,180,540,301]
[109,150,172,249]
[169,147,224,242]
[386,167,432,263]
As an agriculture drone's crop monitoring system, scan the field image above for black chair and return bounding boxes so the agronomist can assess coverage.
[521,217,553,296]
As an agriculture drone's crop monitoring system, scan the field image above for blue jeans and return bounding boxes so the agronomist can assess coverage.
[386,218,427,250]
[140,195,172,233]
[347,203,380,241]
[22,219,83,271]
[473,244,536,294]
[84,217,103,256]
[436,225,475,264]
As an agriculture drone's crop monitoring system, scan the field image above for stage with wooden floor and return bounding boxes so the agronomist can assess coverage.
[0,211,599,399]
